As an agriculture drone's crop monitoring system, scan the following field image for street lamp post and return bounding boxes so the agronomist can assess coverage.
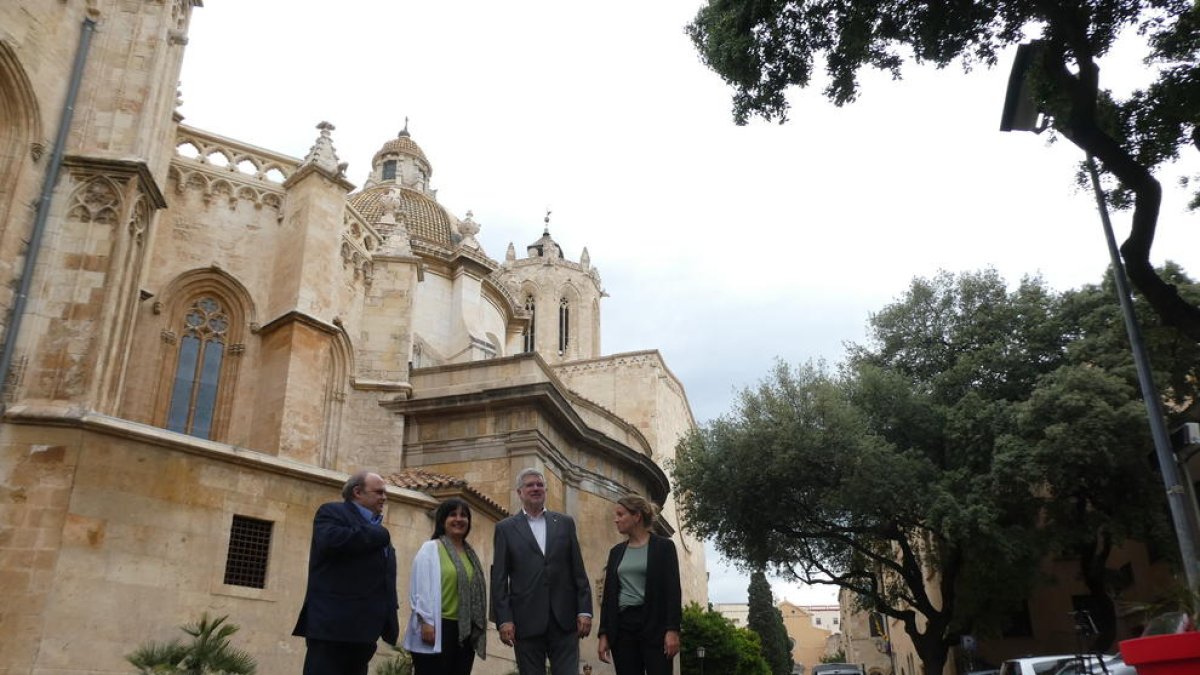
[697,646,706,675]
[1000,41,1200,595]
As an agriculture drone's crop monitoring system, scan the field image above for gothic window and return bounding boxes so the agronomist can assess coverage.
[382,160,397,180]
[523,295,536,353]
[558,297,570,354]
[166,296,228,439]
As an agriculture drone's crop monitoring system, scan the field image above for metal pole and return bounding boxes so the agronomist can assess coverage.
[0,17,97,406]
[1085,155,1200,593]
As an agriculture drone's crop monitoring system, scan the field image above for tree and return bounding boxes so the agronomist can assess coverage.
[673,268,1192,670]
[748,570,794,675]
[127,614,256,675]
[680,602,772,675]
[994,264,1200,649]
[687,0,1200,340]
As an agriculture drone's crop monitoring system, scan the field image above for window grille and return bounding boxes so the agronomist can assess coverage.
[223,515,272,589]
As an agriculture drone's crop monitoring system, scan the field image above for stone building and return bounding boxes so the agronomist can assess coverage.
[0,2,706,673]
[779,602,840,674]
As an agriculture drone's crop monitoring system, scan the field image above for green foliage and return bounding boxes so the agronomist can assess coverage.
[673,267,1200,671]
[374,649,413,675]
[680,602,772,675]
[127,614,255,675]
[687,0,1200,341]
[748,570,793,675]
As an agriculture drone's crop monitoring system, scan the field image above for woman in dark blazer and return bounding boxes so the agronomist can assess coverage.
[596,494,682,675]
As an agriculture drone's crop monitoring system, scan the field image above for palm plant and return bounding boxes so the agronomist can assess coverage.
[127,613,256,674]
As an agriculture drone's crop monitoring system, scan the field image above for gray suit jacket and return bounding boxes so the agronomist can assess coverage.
[491,509,592,638]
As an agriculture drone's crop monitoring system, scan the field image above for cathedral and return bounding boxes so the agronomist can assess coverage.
[0,2,706,673]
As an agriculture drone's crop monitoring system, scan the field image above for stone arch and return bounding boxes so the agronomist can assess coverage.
[556,281,582,358]
[319,326,353,469]
[519,280,540,353]
[0,40,42,243]
[66,174,123,225]
[151,267,257,441]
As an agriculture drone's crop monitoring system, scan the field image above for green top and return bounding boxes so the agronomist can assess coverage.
[617,543,648,608]
[438,542,475,620]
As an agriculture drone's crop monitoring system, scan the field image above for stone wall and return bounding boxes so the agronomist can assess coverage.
[0,411,444,675]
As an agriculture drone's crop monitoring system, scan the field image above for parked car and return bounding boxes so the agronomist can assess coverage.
[811,664,866,675]
[998,654,1133,675]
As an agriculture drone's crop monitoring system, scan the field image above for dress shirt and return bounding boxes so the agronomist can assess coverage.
[525,509,546,553]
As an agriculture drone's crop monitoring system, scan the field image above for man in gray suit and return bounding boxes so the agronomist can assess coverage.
[492,468,593,675]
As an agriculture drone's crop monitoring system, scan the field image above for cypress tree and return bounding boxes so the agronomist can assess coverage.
[747,570,793,675]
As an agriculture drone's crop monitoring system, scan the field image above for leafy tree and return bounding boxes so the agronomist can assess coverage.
[680,602,772,675]
[687,0,1200,340]
[993,264,1200,649]
[748,570,794,675]
[674,268,1193,670]
[127,614,256,675]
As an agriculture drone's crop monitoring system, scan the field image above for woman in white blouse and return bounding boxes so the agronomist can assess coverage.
[403,498,487,674]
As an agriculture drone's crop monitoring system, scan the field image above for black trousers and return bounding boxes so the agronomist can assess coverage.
[611,605,672,675]
[302,638,377,675]
[412,619,476,675]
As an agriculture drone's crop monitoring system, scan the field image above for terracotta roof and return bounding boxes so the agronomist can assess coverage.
[348,186,453,245]
[384,468,508,516]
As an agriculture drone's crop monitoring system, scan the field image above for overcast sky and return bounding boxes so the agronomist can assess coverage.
[179,1,1200,605]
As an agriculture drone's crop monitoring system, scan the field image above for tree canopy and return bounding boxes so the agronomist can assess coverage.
[673,267,1200,671]
[687,0,1200,340]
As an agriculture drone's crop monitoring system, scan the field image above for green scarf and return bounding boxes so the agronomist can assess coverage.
[439,536,487,659]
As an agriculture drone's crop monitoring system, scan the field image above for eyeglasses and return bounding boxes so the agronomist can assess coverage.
[522,481,545,489]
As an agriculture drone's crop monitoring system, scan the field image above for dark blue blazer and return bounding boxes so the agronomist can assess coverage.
[597,534,682,643]
[292,500,400,645]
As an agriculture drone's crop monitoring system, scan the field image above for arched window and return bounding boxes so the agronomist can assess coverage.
[165,296,229,438]
[523,295,536,353]
[381,160,397,180]
[558,297,570,354]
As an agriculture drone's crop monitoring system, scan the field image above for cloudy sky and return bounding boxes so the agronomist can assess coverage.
[179,1,1200,605]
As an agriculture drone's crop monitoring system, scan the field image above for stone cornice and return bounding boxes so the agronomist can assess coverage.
[282,162,356,193]
[62,155,167,208]
[257,310,340,338]
[382,379,670,503]
[2,404,437,508]
[351,378,414,398]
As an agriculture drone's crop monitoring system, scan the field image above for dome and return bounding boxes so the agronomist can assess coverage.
[371,128,431,173]
[348,186,454,245]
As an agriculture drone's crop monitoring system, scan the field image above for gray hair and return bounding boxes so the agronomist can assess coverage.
[515,467,545,490]
[342,470,370,500]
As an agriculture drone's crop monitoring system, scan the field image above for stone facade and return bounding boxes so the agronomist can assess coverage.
[0,2,706,673]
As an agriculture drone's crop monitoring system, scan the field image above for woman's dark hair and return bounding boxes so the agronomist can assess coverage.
[431,497,473,539]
